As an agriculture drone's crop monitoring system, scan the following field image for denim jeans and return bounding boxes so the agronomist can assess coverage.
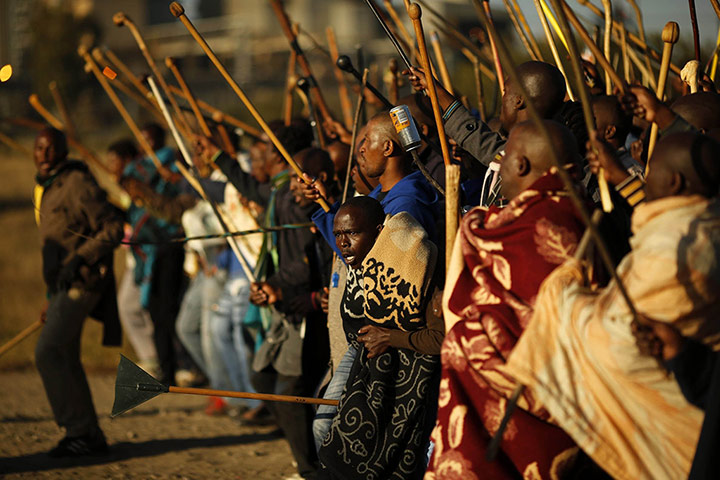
[312,345,357,451]
[209,276,260,408]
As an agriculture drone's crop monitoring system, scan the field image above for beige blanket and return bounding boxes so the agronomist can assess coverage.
[505,195,720,479]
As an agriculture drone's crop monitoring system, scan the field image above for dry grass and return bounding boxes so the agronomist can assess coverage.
[0,146,134,371]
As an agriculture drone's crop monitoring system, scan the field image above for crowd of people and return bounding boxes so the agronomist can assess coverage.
[24,4,720,479]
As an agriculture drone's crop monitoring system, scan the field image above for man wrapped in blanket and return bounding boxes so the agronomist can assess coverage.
[505,131,720,479]
[426,120,588,479]
[318,196,440,479]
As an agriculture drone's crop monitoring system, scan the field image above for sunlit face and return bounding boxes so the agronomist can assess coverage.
[358,119,388,179]
[34,132,65,177]
[333,207,381,268]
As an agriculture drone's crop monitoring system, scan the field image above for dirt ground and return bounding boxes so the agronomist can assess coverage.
[0,368,299,479]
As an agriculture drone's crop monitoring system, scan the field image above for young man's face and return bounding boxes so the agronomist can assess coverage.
[333,206,381,269]
[34,131,65,177]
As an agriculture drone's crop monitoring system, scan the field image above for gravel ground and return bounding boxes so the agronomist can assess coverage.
[0,369,298,479]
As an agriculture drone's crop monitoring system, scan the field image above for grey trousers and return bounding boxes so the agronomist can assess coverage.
[35,289,102,438]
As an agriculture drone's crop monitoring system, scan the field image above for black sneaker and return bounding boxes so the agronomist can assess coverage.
[47,432,109,457]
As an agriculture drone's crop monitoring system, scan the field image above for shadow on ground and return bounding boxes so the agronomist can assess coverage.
[0,431,282,474]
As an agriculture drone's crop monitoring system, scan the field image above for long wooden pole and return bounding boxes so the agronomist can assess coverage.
[0,319,43,358]
[268,0,334,123]
[169,2,329,212]
[167,85,262,139]
[551,0,616,213]
[165,56,212,137]
[168,385,337,406]
[625,0,654,86]
[147,75,256,281]
[688,0,701,62]
[600,0,613,95]
[113,12,192,136]
[102,46,155,102]
[502,0,540,60]
[510,0,544,60]
[430,31,454,94]
[533,0,575,100]
[326,26,354,130]
[481,0,505,95]
[48,81,76,140]
[79,46,169,177]
[408,3,457,272]
[342,69,368,204]
[28,94,63,130]
[646,22,680,172]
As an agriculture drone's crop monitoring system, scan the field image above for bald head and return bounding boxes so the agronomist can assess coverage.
[500,61,567,134]
[671,93,720,133]
[499,120,579,200]
[646,131,720,201]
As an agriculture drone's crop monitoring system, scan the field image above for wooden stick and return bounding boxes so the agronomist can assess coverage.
[102,46,154,102]
[0,131,30,156]
[646,22,680,172]
[408,3,456,272]
[502,0,539,60]
[574,0,681,77]
[326,26,354,130]
[625,0,654,86]
[384,0,418,63]
[688,0,701,63]
[79,46,167,175]
[0,319,43,358]
[268,0,334,123]
[533,0,575,100]
[560,0,626,93]
[551,0,615,213]
[538,0,570,52]
[481,1,505,95]
[170,2,329,212]
[167,85,262,139]
[472,58,487,122]
[113,12,191,136]
[620,25,632,83]
[387,58,400,105]
[627,43,656,89]
[600,0,613,95]
[28,94,63,130]
[342,70,368,204]
[48,81,76,140]
[430,31,454,94]
[213,111,237,157]
[282,22,299,126]
[147,74,256,281]
[511,0,544,60]
[168,385,337,406]
[165,56,211,137]
[711,26,720,81]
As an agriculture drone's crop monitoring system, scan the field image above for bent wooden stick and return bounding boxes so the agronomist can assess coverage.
[601,0,613,94]
[0,131,30,156]
[48,81,76,140]
[502,0,539,60]
[625,0,654,84]
[102,46,154,102]
[113,12,191,135]
[511,0,544,60]
[481,0,505,95]
[0,318,43,358]
[342,69,368,204]
[646,22,680,172]
[213,111,237,157]
[430,31,454,94]
[268,0,334,123]
[169,2,329,212]
[28,94,63,130]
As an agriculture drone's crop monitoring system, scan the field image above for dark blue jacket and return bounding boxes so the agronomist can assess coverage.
[312,170,440,259]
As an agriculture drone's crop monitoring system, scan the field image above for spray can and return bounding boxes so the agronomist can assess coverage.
[389,105,422,152]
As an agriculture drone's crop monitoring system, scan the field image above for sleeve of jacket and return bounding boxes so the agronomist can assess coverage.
[73,171,124,266]
[311,201,343,258]
[444,102,505,167]
[213,151,269,205]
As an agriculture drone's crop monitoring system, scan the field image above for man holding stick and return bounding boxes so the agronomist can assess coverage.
[33,127,123,457]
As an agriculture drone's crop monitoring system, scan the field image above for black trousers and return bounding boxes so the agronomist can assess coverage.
[147,243,186,385]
